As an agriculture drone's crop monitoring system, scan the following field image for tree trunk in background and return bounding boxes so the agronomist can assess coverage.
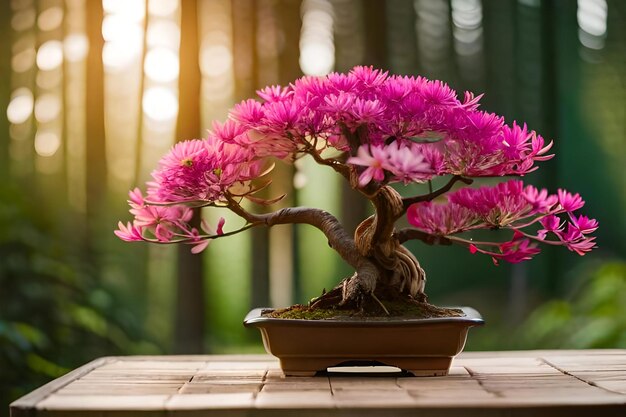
[0,1,10,178]
[385,0,419,75]
[85,0,107,258]
[174,0,205,354]
[277,0,303,303]
[338,0,388,238]
[134,0,149,186]
[232,0,271,310]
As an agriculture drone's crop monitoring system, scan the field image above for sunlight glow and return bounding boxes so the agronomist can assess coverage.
[11,7,36,32]
[38,6,64,31]
[37,40,64,71]
[143,87,178,122]
[103,0,145,22]
[34,131,61,157]
[577,0,608,36]
[12,47,36,73]
[299,0,335,76]
[145,47,179,82]
[7,88,34,124]
[414,0,451,76]
[102,14,144,43]
[37,70,62,90]
[577,0,608,50]
[451,0,483,56]
[64,34,89,62]
[102,6,145,71]
[149,0,178,17]
[103,40,142,70]
[147,21,180,49]
[34,94,62,123]
[200,44,233,78]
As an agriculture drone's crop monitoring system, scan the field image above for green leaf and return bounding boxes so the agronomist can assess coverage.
[409,131,446,143]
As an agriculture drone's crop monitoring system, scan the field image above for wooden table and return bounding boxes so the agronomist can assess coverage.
[10,350,626,416]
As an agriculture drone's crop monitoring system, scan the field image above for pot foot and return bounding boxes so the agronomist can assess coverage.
[280,356,453,377]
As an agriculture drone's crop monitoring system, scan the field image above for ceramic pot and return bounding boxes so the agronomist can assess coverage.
[244,306,484,376]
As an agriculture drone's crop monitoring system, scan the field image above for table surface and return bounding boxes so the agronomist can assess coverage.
[10,350,626,417]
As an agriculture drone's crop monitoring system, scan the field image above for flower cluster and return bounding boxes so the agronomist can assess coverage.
[115,188,225,254]
[225,66,553,187]
[148,135,264,204]
[347,142,438,186]
[116,66,596,262]
[407,180,598,264]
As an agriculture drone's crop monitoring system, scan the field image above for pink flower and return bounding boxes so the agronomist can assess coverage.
[327,72,360,92]
[128,187,144,206]
[407,202,476,235]
[558,189,584,212]
[570,214,598,234]
[529,134,554,162]
[349,98,385,125]
[460,91,483,110]
[419,80,458,107]
[537,214,563,240]
[384,142,433,183]
[116,66,598,265]
[523,185,558,214]
[158,139,208,170]
[347,145,388,187]
[416,144,445,174]
[496,236,541,264]
[501,122,532,159]
[381,76,412,103]
[448,180,531,226]
[212,119,248,144]
[467,233,541,265]
[323,92,355,114]
[230,99,265,126]
[256,85,293,102]
[201,217,226,236]
[189,217,227,254]
[114,221,143,241]
[566,236,597,255]
[349,66,388,88]
[191,239,209,254]
[557,223,597,255]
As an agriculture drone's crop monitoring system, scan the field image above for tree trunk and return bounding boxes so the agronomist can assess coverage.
[85,0,107,258]
[276,0,303,303]
[174,0,205,354]
[232,0,272,310]
[0,0,10,178]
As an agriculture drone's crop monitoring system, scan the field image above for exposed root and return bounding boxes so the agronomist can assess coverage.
[309,285,343,309]
[274,295,463,319]
[393,245,426,299]
[302,185,430,313]
[370,292,390,315]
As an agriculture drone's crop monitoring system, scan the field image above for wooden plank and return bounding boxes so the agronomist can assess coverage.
[9,351,626,417]
[10,356,114,417]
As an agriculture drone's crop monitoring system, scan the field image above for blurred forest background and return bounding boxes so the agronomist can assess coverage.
[1,0,625,411]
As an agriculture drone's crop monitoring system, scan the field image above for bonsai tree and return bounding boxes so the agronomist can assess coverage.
[116,66,597,315]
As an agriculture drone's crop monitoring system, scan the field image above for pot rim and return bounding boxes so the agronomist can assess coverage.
[243,306,484,328]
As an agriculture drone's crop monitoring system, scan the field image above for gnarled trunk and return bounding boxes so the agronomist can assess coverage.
[309,186,427,312]
[228,183,427,313]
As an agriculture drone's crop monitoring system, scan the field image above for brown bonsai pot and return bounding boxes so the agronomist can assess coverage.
[244,306,484,377]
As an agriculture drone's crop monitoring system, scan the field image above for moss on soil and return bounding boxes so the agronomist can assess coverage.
[266,299,463,320]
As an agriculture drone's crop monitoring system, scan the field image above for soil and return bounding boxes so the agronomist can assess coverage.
[265,298,464,320]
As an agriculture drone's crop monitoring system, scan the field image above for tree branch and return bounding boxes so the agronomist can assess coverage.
[394,228,453,246]
[305,146,351,180]
[402,175,473,210]
[226,195,364,269]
